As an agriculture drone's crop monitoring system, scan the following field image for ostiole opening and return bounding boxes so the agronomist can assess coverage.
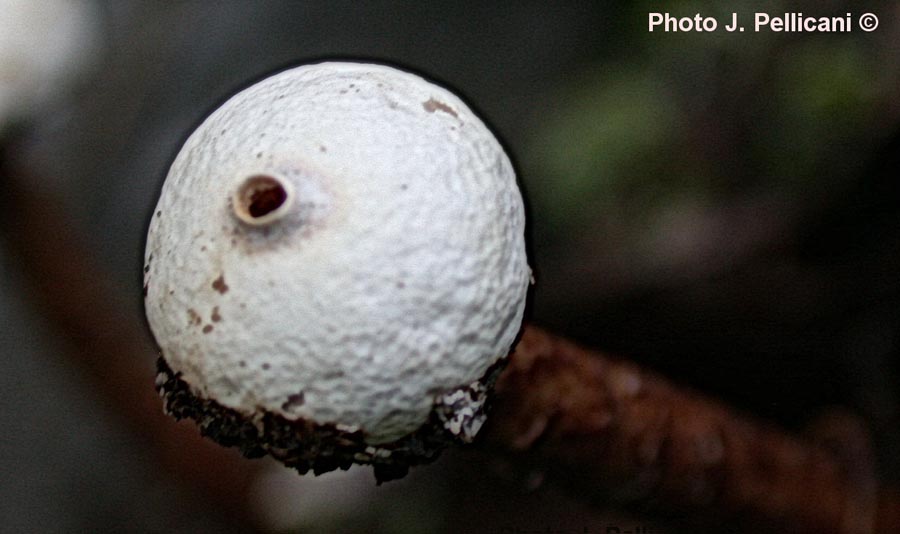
[232,173,294,225]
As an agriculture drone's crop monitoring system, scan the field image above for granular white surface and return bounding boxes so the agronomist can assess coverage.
[144,62,529,443]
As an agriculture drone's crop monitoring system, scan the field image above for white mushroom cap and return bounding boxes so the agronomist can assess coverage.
[145,62,530,446]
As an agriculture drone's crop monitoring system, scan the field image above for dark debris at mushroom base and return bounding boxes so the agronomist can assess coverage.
[155,357,499,483]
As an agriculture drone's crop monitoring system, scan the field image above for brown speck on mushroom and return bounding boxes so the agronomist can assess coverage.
[187,309,202,326]
[423,98,458,118]
[211,306,222,322]
[262,363,271,370]
[212,274,229,294]
[202,324,214,334]
[282,392,305,410]
[319,145,327,152]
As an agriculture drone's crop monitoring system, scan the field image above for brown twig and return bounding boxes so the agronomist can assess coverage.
[481,326,900,533]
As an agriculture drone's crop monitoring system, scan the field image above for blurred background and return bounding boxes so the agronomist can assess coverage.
[2,1,899,532]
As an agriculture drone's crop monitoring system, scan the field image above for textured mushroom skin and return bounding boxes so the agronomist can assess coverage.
[144,62,530,447]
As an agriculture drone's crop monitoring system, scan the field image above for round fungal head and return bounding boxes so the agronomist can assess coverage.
[144,62,530,481]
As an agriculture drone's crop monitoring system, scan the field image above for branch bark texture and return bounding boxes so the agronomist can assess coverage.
[481,326,899,533]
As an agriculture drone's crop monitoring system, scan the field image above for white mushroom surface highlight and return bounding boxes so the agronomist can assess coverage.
[144,62,530,475]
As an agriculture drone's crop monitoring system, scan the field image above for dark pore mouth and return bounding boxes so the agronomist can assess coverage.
[247,182,287,218]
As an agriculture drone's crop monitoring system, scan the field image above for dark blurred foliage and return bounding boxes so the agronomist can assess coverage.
[3,0,900,532]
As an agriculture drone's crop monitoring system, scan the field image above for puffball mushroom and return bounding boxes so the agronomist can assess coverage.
[144,62,530,482]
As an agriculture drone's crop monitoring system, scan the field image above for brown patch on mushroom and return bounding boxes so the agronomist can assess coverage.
[211,306,222,323]
[187,309,202,326]
[212,274,229,294]
[319,145,327,153]
[282,392,305,411]
[423,98,458,118]
[202,324,214,334]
